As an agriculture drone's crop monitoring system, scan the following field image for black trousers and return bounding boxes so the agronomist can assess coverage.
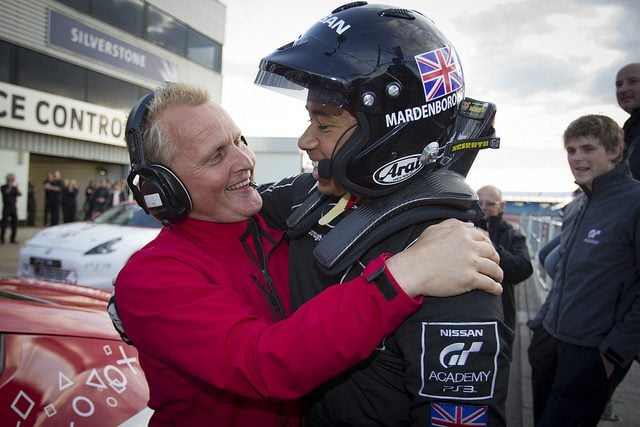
[1,209,17,242]
[528,327,631,426]
[50,199,61,225]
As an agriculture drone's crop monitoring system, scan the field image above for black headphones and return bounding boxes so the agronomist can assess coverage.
[125,92,192,226]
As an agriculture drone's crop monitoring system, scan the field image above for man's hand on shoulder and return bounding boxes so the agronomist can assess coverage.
[386,219,503,298]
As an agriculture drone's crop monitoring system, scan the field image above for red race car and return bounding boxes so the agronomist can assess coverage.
[0,278,151,426]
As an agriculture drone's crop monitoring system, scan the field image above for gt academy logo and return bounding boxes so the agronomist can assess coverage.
[584,228,602,245]
[373,154,424,185]
[419,322,499,400]
[440,342,483,368]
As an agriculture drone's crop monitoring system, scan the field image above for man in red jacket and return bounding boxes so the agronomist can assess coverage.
[113,82,503,426]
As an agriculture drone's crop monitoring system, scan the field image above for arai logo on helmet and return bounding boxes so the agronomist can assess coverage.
[373,154,424,185]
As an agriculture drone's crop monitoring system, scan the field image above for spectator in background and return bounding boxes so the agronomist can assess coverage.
[44,170,63,225]
[83,180,96,220]
[90,178,110,219]
[42,171,54,226]
[606,61,640,423]
[110,179,126,207]
[62,178,79,223]
[528,114,640,426]
[616,62,640,178]
[474,185,533,334]
[119,177,131,201]
[26,178,36,226]
[1,173,22,244]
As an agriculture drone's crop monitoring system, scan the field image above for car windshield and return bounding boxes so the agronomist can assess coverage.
[93,204,162,228]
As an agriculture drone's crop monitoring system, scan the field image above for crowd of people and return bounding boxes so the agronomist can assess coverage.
[524,61,640,426]
[2,172,131,242]
[38,173,131,226]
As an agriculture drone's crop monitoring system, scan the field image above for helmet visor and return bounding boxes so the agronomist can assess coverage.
[254,68,308,100]
[255,68,348,109]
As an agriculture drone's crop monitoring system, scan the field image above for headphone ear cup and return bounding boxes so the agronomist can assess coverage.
[133,165,192,225]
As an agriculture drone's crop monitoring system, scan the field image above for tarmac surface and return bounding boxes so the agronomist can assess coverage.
[2,226,639,426]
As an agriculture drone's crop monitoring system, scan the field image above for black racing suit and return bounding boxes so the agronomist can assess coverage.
[260,171,511,426]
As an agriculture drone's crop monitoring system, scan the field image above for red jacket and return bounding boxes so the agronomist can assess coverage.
[115,215,421,426]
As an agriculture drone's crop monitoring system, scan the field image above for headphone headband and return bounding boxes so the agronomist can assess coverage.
[126,91,155,169]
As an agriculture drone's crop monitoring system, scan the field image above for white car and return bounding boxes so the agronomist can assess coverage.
[18,202,162,290]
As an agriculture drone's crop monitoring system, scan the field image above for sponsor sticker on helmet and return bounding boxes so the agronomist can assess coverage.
[385,94,458,128]
[419,321,499,400]
[373,154,424,185]
[318,15,351,35]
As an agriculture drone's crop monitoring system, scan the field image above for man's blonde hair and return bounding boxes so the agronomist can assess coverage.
[142,82,210,166]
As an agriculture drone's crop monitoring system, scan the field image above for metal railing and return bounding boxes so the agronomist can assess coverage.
[518,215,562,290]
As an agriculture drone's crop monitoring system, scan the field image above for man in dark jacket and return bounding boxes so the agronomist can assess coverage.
[475,185,533,332]
[528,114,640,426]
[1,173,22,244]
[257,3,512,425]
[616,62,640,178]
[44,170,63,225]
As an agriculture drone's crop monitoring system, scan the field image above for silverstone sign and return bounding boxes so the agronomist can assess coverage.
[0,81,126,146]
[48,10,177,82]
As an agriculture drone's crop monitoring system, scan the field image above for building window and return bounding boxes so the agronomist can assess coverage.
[17,49,86,101]
[91,0,144,37]
[0,41,12,82]
[146,5,187,57]
[187,29,222,71]
[87,71,145,110]
[57,0,90,14]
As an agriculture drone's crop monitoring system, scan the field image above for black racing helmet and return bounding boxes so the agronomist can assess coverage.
[255,2,465,198]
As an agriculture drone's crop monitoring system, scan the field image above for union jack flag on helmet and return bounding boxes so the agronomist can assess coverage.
[414,46,463,103]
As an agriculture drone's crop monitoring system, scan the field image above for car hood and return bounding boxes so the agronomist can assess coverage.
[0,278,119,340]
[23,222,160,252]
